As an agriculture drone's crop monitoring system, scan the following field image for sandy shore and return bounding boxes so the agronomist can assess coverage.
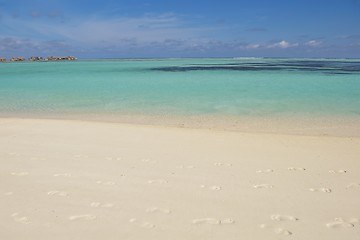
[1,118,360,239]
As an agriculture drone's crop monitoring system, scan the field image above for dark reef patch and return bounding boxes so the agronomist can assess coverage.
[150,60,360,74]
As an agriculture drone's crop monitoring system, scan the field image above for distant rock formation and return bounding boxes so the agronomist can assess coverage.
[0,58,6,62]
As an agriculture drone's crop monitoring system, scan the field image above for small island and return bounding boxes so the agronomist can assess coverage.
[0,56,77,62]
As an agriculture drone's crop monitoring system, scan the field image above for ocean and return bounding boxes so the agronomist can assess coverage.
[1,58,360,133]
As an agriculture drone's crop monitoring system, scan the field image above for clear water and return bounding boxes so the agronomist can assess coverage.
[0,58,360,120]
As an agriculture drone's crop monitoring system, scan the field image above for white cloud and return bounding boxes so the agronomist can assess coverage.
[267,40,299,49]
[305,40,322,47]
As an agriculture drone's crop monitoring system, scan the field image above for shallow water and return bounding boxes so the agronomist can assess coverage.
[0,58,359,123]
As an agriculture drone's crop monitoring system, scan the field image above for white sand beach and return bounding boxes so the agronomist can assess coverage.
[1,118,360,239]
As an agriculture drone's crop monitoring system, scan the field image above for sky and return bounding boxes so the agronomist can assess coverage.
[0,0,359,58]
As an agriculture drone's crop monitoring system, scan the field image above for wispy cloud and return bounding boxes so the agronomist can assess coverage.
[239,40,300,50]
[267,40,299,49]
[0,10,358,58]
[1,12,219,50]
[0,37,73,56]
[67,15,196,44]
[340,34,360,40]
[305,40,322,47]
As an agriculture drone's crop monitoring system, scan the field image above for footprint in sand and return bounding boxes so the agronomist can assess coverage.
[140,222,156,229]
[309,188,332,193]
[147,179,168,184]
[271,214,299,222]
[325,218,358,229]
[11,172,29,176]
[90,202,115,208]
[346,183,360,189]
[192,218,235,225]
[326,221,354,229]
[47,190,69,197]
[334,217,359,224]
[11,213,30,224]
[221,218,236,224]
[260,224,292,236]
[329,170,347,174]
[53,173,71,177]
[146,207,171,214]
[200,185,222,191]
[192,218,221,225]
[96,181,116,186]
[253,184,274,189]
[273,227,293,236]
[69,214,96,221]
[256,169,274,173]
[210,185,222,191]
[288,167,306,171]
[129,218,155,229]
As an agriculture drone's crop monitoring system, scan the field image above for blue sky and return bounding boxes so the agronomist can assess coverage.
[0,0,359,58]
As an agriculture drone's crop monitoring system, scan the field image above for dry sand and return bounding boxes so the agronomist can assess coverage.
[0,118,360,239]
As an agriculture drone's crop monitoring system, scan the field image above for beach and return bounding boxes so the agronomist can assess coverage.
[1,0,359,238]
[1,58,360,239]
[1,117,360,239]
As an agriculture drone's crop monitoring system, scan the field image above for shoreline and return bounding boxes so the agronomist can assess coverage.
[0,113,359,137]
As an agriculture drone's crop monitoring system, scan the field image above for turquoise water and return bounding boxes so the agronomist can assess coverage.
[0,58,360,120]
